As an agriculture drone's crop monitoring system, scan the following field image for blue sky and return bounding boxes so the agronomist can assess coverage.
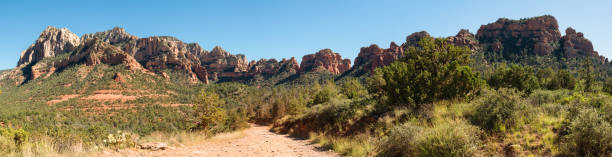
[0,0,610,69]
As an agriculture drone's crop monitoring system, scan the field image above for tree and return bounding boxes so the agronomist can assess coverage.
[581,58,595,92]
[340,78,367,99]
[603,78,612,95]
[548,70,576,90]
[368,37,482,110]
[536,67,554,86]
[488,64,539,93]
[311,80,338,105]
[193,90,227,132]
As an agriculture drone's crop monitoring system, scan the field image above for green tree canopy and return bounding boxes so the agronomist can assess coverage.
[193,90,227,132]
[368,37,482,110]
[488,64,539,93]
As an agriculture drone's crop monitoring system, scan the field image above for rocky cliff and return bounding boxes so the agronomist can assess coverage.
[12,15,609,84]
[447,29,480,51]
[248,57,299,76]
[561,27,598,58]
[18,26,81,66]
[299,49,351,74]
[476,15,562,56]
[352,43,404,73]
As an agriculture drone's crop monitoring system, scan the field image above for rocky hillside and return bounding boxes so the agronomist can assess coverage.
[349,15,609,76]
[10,27,352,85]
[6,15,610,86]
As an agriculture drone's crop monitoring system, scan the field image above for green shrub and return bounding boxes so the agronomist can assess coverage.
[581,58,596,92]
[547,70,576,90]
[0,127,30,154]
[471,88,529,132]
[102,130,138,149]
[311,81,339,105]
[0,127,29,147]
[603,77,612,95]
[367,36,482,109]
[377,121,482,157]
[528,89,572,106]
[193,90,227,132]
[377,123,422,156]
[414,121,482,157]
[560,108,612,157]
[340,78,367,99]
[488,64,540,93]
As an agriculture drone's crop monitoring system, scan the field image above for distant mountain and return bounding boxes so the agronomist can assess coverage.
[5,15,611,87]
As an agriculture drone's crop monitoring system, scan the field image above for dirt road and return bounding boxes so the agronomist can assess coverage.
[97,124,339,157]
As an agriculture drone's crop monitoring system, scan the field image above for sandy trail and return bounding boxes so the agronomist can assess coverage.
[98,124,339,157]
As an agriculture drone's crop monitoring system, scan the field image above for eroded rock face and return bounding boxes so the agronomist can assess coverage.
[82,27,138,45]
[130,37,208,83]
[200,46,249,73]
[300,49,351,74]
[561,27,597,58]
[447,29,480,51]
[18,26,81,66]
[476,15,561,56]
[56,39,143,70]
[353,42,404,73]
[247,57,299,76]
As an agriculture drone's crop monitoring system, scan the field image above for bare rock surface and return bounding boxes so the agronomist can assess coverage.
[447,29,480,51]
[353,42,404,73]
[300,49,351,74]
[476,15,561,56]
[18,26,81,66]
[561,27,597,57]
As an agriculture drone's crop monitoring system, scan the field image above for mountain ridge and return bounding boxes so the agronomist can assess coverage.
[8,15,611,86]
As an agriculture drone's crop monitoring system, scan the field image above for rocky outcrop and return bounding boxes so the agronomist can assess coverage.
[561,27,597,58]
[401,31,430,49]
[129,37,208,83]
[476,15,561,56]
[18,26,81,66]
[81,27,138,45]
[353,42,404,73]
[55,39,143,70]
[447,29,480,51]
[247,57,299,76]
[300,49,351,74]
[200,46,249,73]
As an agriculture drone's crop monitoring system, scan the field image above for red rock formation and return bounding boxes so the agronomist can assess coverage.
[56,39,143,71]
[300,49,351,74]
[126,37,208,83]
[561,27,597,58]
[82,27,138,45]
[199,46,249,73]
[353,42,404,73]
[401,31,431,49]
[476,15,561,56]
[18,26,81,66]
[447,29,480,51]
